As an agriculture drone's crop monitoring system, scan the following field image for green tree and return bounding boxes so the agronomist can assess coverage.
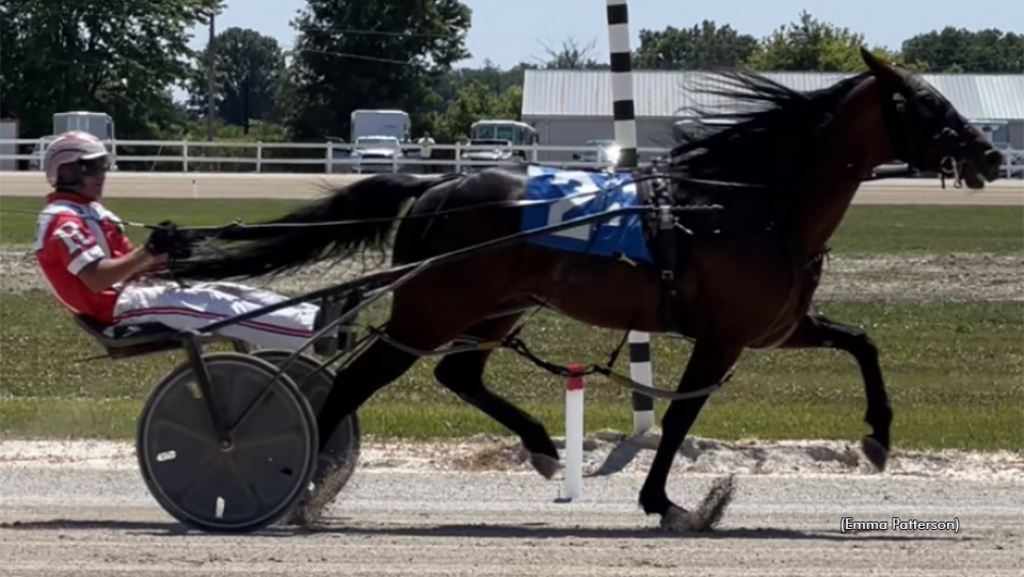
[535,38,608,69]
[286,0,472,141]
[0,0,220,138]
[431,59,535,115]
[634,21,759,70]
[499,85,523,121]
[748,11,903,72]
[902,27,1023,73]
[187,27,286,132]
[430,80,520,142]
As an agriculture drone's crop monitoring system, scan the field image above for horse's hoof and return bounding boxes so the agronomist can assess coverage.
[284,454,357,528]
[658,475,736,534]
[660,505,700,533]
[530,453,561,480]
[861,436,888,472]
[284,482,321,528]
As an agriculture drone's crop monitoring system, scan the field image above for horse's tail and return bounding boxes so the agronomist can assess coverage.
[167,173,454,281]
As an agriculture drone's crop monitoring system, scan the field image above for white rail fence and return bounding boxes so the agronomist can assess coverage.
[2,138,1022,177]
[0,138,671,173]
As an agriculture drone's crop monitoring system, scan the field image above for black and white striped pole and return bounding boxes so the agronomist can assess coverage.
[606,0,655,436]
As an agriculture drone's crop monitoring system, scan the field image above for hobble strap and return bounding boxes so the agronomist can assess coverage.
[499,330,724,402]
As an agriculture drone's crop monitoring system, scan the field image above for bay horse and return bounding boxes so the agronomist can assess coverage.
[168,49,1002,531]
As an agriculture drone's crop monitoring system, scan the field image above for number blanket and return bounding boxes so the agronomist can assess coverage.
[520,165,653,264]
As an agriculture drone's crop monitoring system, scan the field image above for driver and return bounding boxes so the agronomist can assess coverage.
[33,131,326,351]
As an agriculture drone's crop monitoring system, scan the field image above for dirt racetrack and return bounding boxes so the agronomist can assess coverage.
[1,171,1022,204]
[1,438,1022,576]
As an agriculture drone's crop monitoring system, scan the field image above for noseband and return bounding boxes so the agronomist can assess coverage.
[879,83,966,189]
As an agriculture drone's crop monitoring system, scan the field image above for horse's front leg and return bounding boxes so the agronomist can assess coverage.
[778,314,893,470]
[638,338,744,531]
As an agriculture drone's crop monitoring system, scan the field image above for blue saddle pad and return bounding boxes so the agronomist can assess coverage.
[520,165,652,263]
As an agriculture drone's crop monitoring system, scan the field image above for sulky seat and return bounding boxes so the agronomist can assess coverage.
[74,314,252,360]
[74,314,184,359]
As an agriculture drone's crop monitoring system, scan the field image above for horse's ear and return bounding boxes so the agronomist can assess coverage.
[860,46,904,88]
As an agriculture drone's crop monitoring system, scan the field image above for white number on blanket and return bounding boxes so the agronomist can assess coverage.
[547,198,623,241]
[548,195,594,241]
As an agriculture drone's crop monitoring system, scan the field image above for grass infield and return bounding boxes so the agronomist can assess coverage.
[2,197,1022,255]
[2,291,1020,451]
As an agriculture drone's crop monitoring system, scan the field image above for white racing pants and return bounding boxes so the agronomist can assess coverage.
[112,281,319,351]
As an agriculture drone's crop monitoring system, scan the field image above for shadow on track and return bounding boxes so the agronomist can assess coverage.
[1,518,967,543]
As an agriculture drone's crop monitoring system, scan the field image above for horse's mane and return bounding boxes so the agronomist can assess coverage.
[669,70,872,186]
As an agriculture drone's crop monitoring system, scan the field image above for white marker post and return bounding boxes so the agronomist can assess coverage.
[563,363,585,501]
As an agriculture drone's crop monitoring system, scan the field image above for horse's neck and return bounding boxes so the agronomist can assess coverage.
[792,78,893,257]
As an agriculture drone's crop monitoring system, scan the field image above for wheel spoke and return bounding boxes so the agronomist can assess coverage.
[149,416,220,448]
[153,450,220,503]
[223,453,261,507]
[233,431,306,451]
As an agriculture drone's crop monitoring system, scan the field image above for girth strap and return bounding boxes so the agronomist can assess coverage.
[654,204,683,334]
[641,175,685,335]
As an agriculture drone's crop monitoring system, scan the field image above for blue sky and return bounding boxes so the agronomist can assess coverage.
[189,0,1024,69]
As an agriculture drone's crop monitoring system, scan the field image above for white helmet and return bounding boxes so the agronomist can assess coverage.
[43,131,110,188]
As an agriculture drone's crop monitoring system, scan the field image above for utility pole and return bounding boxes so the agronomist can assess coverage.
[243,71,250,135]
[206,13,216,141]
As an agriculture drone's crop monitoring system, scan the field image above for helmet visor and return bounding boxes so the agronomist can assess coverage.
[79,154,111,176]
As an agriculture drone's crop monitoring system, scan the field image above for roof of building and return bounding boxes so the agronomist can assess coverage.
[522,70,1024,121]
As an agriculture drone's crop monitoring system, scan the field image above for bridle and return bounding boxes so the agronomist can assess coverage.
[877,76,968,189]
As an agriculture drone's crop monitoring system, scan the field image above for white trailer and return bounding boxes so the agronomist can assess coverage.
[52,111,116,143]
[350,110,410,143]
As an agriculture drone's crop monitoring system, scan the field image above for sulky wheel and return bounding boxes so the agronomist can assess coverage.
[251,349,361,526]
[136,352,318,534]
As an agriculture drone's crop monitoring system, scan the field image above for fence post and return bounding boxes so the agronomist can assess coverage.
[455,142,462,173]
[256,142,263,173]
[182,142,188,173]
[325,141,333,174]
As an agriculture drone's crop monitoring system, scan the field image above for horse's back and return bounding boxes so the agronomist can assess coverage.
[392,168,528,264]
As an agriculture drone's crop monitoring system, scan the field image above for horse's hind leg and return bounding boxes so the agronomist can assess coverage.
[433,314,562,479]
[290,338,419,526]
[315,339,419,453]
[316,269,519,451]
[777,314,892,471]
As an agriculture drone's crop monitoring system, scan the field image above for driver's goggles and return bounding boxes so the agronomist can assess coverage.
[78,155,112,176]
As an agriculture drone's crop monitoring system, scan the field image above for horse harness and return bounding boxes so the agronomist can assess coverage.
[630,166,829,338]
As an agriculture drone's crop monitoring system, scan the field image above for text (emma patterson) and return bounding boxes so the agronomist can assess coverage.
[840,517,960,533]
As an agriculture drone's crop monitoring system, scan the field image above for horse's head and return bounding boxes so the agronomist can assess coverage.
[860,48,1003,189]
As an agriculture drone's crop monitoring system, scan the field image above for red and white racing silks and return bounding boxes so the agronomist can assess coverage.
[33,192,130,324]
[34,193,318,349]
